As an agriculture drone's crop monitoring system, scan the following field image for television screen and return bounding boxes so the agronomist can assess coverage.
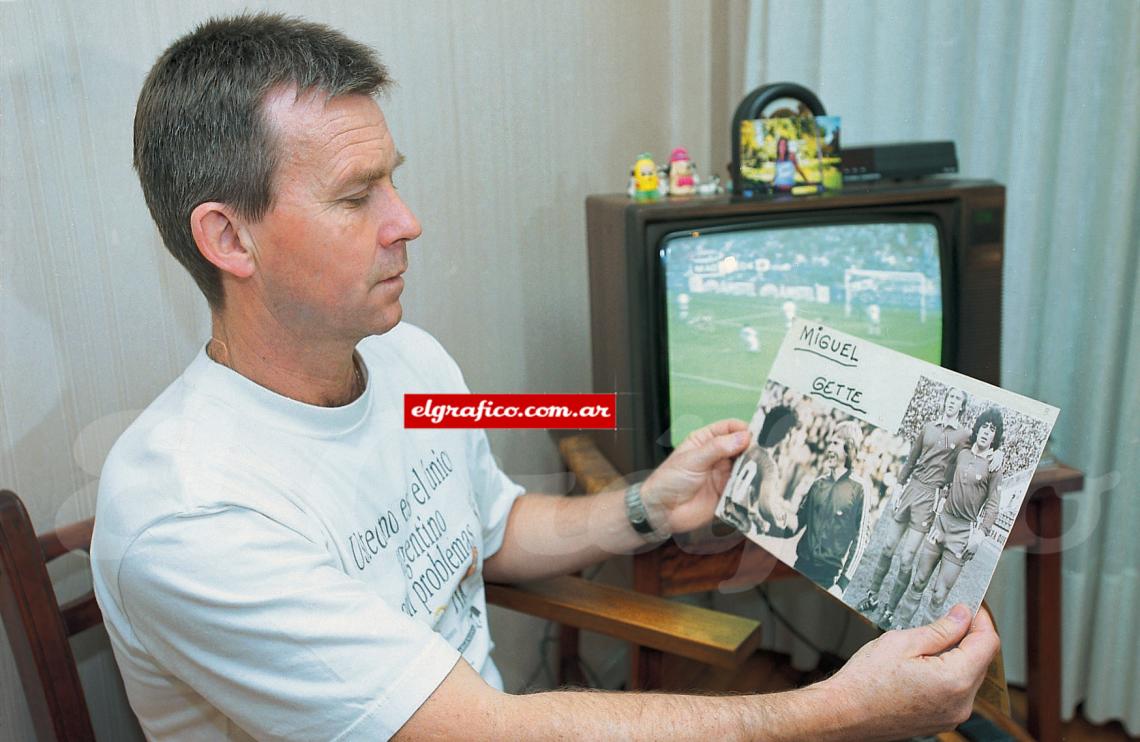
[662,221,943,445]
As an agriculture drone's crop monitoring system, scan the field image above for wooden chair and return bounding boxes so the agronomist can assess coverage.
[1,488,762,741]
[0,489,100,742]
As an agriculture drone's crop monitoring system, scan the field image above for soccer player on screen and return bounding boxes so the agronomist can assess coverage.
[739,324,760,353]
[892,408,1005,628]
[867,303,882,336]
[782,300,797,329]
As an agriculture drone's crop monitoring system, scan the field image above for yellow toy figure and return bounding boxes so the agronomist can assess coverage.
[667,147,697,196]
[628,153,660,201]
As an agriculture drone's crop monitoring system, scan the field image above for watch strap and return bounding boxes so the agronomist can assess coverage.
[625,482,670,543]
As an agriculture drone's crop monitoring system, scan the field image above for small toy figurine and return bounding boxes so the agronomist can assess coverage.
[628,153,660,201]
[696,174,722,196]
[657,164,670,196]
[667,147,697,196]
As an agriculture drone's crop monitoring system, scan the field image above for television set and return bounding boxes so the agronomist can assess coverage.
[585,179,1005,475]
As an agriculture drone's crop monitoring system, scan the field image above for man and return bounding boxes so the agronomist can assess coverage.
[857,386,970,627]
[857,387,1003,628]
[775,421,866,591]
[720,405,797,535]
[892,408,1005,629]
[91,14,998,740]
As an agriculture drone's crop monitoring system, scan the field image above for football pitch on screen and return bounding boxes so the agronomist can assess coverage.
[665,292,942,444]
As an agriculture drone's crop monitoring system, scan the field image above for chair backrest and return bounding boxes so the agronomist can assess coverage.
[0,489,99,742]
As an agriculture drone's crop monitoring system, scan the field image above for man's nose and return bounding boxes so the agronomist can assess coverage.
[384,189,422,244]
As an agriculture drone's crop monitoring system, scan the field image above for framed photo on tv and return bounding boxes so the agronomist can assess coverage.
[738,115,842,195]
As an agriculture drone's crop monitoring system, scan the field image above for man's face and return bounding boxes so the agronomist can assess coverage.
[976,421,996,451]
[944,388,966,419]
[825,434,846,466]
[244,88,421,341]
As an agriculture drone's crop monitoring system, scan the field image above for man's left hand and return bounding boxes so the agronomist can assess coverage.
[640,420,750,536]
[988,449,1005,472]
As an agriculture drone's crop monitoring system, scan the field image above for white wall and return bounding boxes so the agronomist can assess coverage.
[0,1,749,737]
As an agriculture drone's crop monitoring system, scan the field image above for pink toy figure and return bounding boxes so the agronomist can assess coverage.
[668,147,697,196]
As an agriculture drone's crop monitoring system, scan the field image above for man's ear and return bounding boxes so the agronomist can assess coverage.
[189,202,257,279]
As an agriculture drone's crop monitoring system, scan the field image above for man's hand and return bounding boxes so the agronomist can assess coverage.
[820,604,1000,741]
[963,529,985,561]
[888,482,904,510]
[775,498,799,533]
[641,420,750,535]
[988,448,1005,472]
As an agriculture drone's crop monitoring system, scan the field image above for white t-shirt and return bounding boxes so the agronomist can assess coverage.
[91,323,524,741]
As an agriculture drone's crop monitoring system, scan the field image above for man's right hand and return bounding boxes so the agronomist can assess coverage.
[819,603,1000,741]
[889,482,904,510]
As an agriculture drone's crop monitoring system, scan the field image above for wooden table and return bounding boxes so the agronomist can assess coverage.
[559,435,1083,742]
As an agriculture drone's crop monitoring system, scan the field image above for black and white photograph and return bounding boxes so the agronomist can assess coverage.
[716,321,1059,630]
[844,376,1056,629]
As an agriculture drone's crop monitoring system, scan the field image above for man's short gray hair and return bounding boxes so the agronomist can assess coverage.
[133,13,392,308]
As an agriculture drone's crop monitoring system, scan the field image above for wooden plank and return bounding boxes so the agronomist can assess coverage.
[630,647,663,691]
[486,575,762,670]
[1026,464,1083,498]
[61,594,102,636]
[558,434,627,495]
[658,540,798,597]
[38,517,94,562]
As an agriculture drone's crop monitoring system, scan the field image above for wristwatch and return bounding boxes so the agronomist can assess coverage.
[625,483,670,544]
